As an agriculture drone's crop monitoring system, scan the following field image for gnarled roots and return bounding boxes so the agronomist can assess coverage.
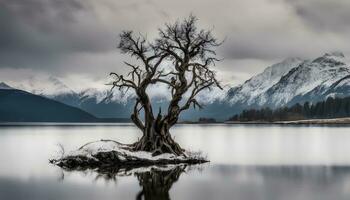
[130,130,185,157]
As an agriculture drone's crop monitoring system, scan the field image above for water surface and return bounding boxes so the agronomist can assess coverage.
[1,124,350,200]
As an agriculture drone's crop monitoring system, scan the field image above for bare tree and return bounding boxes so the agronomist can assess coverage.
[111,15,222,156]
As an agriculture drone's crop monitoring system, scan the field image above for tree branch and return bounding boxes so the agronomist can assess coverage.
[131,98,145,130]
[111,15,223,132]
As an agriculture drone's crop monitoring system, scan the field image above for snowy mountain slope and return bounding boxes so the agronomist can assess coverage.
[3,74,135,118]
[265,52,350,107]
[226,52,350,109]
[227,57,305,106]
[323,75,350,98]
[77,88,135,118]
[8,76,81,107]
[12,76,76,96]
[0,82,13,90]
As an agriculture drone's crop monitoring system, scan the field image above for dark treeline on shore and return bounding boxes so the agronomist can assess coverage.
[228,96,350,122]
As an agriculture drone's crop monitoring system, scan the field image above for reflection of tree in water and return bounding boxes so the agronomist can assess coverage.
[56,164,189,200]
[135,165,185,200]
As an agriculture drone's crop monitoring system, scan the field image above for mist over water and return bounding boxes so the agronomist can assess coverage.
[1,124,350,200]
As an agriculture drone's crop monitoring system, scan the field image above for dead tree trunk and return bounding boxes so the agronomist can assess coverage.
[132,110,184,156]
[128,88,184,156]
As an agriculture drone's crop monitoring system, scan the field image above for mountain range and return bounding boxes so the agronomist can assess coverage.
[1,52,350,121]
[227,52,350,108]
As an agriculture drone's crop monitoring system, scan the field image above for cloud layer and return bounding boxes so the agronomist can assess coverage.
[1,0,350,89]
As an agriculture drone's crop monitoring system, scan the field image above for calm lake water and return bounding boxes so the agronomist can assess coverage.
[1,124,350,200]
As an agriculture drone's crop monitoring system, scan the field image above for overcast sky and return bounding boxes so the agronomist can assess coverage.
[1,0,350,90]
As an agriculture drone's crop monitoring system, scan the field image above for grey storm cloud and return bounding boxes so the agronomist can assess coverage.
[0,0,118,69]
[285,0,350,32]
[0,0,175,73]
[1,0,350,86]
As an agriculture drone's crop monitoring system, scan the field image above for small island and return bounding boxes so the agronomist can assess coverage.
[50,140,207,170]
[51,15,221,169]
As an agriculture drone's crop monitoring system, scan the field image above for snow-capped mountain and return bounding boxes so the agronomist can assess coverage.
[12,76,76,96]
[0,82,13,90]
[227,57,304,106]
[9,76,82,107]
[227,52,350,109]
[266,52,350,106]
[79,87,135,104]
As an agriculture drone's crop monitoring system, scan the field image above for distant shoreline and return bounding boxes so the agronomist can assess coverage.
[1,117,350,126]
[225,117,350,125]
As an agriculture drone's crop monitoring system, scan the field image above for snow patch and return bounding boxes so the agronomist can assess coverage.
[52,140,207,169]
[70,140,183,161]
